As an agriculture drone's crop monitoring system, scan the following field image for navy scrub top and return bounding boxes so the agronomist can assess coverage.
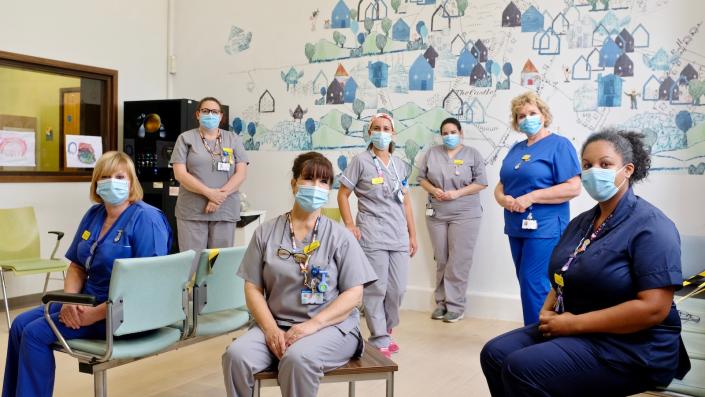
[548,188,690,385]
[499,133,580,238]
[65,201,172,303]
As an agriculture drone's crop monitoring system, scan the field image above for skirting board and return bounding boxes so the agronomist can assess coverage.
[401,286,524,322]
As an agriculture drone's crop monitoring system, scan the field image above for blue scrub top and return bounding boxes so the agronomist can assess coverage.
[499,133,580,238]
[65,201,172,303]
[548,188,690,385]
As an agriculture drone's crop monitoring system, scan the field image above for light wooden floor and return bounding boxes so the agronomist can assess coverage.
[0,307,655,396]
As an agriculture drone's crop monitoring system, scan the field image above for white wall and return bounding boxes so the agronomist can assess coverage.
[0,0,169,298]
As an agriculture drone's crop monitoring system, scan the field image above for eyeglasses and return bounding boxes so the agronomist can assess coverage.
[199,108,221,115]
[679,310,701,323]
[277,248,308,264]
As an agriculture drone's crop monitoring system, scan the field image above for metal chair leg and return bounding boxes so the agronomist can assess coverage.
[0,268,11,329]
[94,370,107,397]
[348,381,356,397]
[253,380,260,397]
[386,372,394,397]
[43,272,51,294]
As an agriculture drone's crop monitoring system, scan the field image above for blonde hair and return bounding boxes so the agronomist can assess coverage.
[90,151,143,203]
[510,91,552,131]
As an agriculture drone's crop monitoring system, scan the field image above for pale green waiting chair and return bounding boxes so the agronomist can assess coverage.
[190,247,250,337]
[321,207,342,223]
[0,206,68,328]
[43,250,195,397]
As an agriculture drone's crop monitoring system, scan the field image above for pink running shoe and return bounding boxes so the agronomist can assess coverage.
[378,347,392,358]
[388,329,399,353]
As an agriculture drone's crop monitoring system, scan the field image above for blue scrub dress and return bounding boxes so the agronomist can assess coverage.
[481,188,691,396]
[2,201,172,397]
[499,133,580,324]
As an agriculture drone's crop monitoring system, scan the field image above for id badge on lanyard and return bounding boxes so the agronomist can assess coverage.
[521,210,538,230]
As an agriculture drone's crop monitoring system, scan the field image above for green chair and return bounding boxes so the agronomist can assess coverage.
[42,250,195,397]
[190,247,250,337]
[0,206,68,328]
[321,207,342,223]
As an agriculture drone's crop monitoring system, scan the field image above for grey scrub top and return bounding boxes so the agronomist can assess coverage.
[417,144,488,221]
[170,128,248,222]
[340,151,409,252]
[237,214,377,333]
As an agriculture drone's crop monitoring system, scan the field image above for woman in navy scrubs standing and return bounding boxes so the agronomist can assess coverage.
[481,129,690,396]
[495,92,581,325]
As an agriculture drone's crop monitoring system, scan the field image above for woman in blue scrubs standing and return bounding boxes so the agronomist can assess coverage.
[2,151,172,397]
[495,92,581,325]
[481,129,690,396]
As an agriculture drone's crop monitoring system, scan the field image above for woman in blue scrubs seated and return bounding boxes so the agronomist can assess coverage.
[495,92,581,325]
[2,151,172,397]
[481,129,690,396]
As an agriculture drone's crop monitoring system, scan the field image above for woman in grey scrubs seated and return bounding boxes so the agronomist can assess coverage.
[417,117,488,323]
[170,96,248,261]
[222,152,377,397]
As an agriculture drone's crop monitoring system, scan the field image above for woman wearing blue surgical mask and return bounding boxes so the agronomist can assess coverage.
[3,152,172,397]
[171,96,248,269]
[417,117,488,323]
[222,152,376,397]
[337,113,417,357]
[494,91,582,326]
[481,129,690,396]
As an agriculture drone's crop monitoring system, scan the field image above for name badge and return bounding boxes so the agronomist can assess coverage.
[301,289,324,305]
[395,188,405,204]
[521,218,538,230]
[554,273,564,287]
[303,240,320,255]
[371,177,384,185]
[81,230,91,240]
[223,147,234,164]
[453,159,464,165]
[217,161,231,172]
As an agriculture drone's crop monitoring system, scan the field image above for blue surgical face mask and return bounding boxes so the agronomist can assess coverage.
[442,133,460,149]
[97,178,130,205]
[581,166,627,202]
[518,115,543,136]
[370,131,392,150]
[199,114,221,130]
[295,185,329,212]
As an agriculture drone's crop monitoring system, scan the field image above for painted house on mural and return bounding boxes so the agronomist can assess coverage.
[502,2,521,27]
[331,0,351,29]
[470,40,488,62]
[450,34,467,56]
[659,76,679,101]
[599,37,622,68]
[343,77,358,103]
[258,90,275,113]
[470,63,488,86]
[431,4,452,31]
[424,46,439,68]
[443,90,463,115]
[642,74,661,101]
[392,19,410,41]
[457,48,478,76]
[312,70,329,95]
[614,53,633,77]
[597,73,623,107]
[409,55,434,91]
[326,79,344,104]
[521,59,540,87]
[680,64,698,82]
[521,5,544,32]
[335,63,349,82]
[368,61,389,88]
[615,28,634,53]
[359,0,389,21]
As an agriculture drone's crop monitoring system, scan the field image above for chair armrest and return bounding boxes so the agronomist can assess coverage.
[47,231,65,260]
[42,292,97,306]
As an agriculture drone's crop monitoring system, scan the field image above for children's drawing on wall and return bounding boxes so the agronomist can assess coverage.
[220,0,705,175]
[0,130,35,167]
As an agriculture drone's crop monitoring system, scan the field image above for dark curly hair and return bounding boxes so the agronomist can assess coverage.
[581,128,651,184]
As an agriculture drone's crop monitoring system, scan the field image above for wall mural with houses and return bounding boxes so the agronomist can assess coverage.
[223,0,705,177]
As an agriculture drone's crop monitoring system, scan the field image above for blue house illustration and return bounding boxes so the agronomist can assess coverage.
[538,28,561,55]
[331,0,351,29]
[409,55,434,91]
[358,0,389,22]
[631,23,650,48]
[392,19,410,42]
[465,98,486,123]
[599,37,622,68]
[641,74,661,101]
[571,55,592,80]
[368,61,389,88]
[597,73,623,107]
[457,48,478,77]
[343,77,358,103]
[613,53,633,77]
[521,6,544,32]
[416,0,436,5]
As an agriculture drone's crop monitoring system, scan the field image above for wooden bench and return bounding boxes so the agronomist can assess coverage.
[253,343,398,397]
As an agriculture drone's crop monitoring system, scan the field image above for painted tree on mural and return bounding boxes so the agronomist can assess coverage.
[416,21,428,44]
[353,99,365,119]
[304,43,316,62]
[405,138,420,167]
[457,0,468,16]
[333,31,347,48]
[232,117,243,135]
[305,117,316,149]
[337,155,348,172]
[364,17,374,34]
[391,0,401,13]
[341,113,353,134]
[382,18,392,37]
[376,34,388,54]
[689,80,705,105]
[675,111,693,136]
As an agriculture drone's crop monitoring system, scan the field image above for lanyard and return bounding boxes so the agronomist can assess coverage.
[371,152,402,186]
[554,212,613,313]
[284,213,322,289]
[200,129,223,162]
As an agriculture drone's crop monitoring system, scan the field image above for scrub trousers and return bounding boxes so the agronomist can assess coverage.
[2,305,105,397]
[222,324,359,397]
[361,248,409,348]
[480,324,651,397]
[426,216,481,314]
[508,236,559,325]
[177,218,235,272]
